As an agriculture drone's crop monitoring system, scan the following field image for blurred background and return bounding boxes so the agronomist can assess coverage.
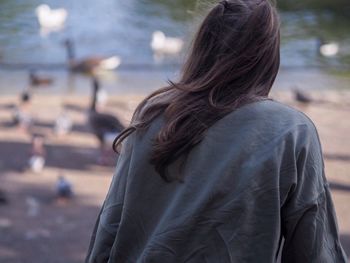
[0,0,349,262]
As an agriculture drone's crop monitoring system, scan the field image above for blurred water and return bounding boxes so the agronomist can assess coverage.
[0,0,194,65]
[0,0,349,94]
[0,0,349,66]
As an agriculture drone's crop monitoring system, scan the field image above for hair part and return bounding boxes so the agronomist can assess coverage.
[114,0,280,182]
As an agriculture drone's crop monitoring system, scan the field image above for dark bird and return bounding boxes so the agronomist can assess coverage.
[12,90,33,131]
[56,175,73,200]
[293,88,312,104]
[21,91,31,102]
[88,77,124,164]
[63,39,121,75]
[0,190,8,205]
[29,70,54,86]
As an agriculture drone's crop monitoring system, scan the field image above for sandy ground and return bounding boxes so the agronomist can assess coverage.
[0,89,349,263]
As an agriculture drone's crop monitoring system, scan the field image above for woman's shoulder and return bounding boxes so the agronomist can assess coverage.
[221,99,318,137]
[239,99,314,125]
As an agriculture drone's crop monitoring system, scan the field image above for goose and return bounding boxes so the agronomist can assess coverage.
[88,77,124,164]
[28,135,46,173]
[64,39,121,74]
[317,38,339,57]
[151,31,184,55]
[35,4,67,29]
[29,70,54,87]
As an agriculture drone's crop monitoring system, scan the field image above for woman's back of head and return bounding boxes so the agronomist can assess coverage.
[114,0,280,181]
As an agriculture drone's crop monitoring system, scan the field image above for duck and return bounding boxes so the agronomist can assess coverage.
[317,37,339,57]
[54,111,73,136]
[64,39,121,74]
[35,4,67,29]
[88,77,124,164]
[151,31,184,55]
[29,70,54,87]
[28,135,46,173]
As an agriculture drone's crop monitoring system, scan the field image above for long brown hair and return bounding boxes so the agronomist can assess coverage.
[114,0,280,181]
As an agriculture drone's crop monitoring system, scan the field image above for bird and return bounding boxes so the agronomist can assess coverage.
[35,4,67,30]
[29,70,54,87]
[56,174,73,204]
[292,88,312,104]
[0,190,8,205]
[63,39,121,74]
[12,91,33,131]
[151,31,184,55]
[88,77,124,164]
[28,135,46,173]
[317,38,339,57]
[54,111,73,136]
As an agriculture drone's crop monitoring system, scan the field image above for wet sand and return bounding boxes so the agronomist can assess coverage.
[0,89,349,262]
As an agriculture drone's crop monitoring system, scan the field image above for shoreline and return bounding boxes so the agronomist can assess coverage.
[0,90,349,262]
[0,67,349,97]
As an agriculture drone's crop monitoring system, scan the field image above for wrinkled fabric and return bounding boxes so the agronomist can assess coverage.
[86,100,347,263]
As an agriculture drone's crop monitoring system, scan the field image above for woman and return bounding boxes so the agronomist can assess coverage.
[86,0,347,262]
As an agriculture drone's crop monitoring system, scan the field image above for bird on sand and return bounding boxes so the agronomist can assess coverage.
[56,174,73,205]
[292,87,312,104]
[12,91,33,131]
[28,135,46,173]
[29,70,54,87]
[88,77,124,164]
[0,190,8,205]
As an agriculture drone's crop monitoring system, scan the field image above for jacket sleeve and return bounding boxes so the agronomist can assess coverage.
[281,124,347,263]
[85,138,132,263]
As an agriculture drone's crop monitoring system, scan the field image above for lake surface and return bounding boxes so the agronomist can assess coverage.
[0,0,349,94]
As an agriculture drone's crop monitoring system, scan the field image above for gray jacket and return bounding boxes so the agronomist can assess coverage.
[86,99,347,263]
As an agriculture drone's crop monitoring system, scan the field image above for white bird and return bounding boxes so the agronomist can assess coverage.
[29,156,45,173]
[317,38,339,57]
[151,31,184,55]
[35,4,68,29]
[28,135,46,173]
[54,111,73,136]
[320,42,339,57]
